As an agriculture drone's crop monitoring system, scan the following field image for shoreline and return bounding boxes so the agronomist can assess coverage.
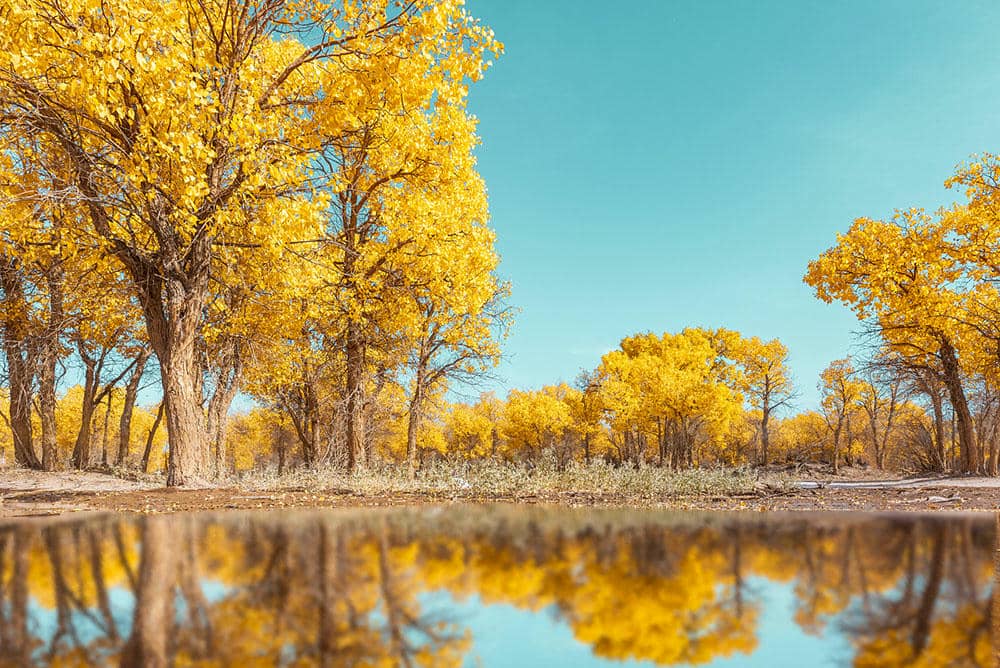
[1,469,999,518]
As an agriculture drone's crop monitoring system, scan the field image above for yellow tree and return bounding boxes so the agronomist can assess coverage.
[597,330,744,468]
[303,9,502,472]
[730,336,795,466]
[819,358,863,474]
[500,387,574,462]
[0,0,499,485]
[805,211,982,473]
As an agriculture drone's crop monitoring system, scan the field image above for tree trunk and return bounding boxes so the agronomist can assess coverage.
[141,403,165,474]
[0,256,41,470]
[760,404,771,466]
[205,342,242,479]
[938,338,980,474]
[121,517,177,668]
[928,386,946,472]
[345,320,365,473]
[72,355,98,470]
[993,513,1000,666]
[160,342,206,486]
[117,349,151,467]
[100,392,112,468]
[833,421,842,475]
[126,252,212,486]
[37,347,59,471]
[38,265,64,471]
[406,361,427,480]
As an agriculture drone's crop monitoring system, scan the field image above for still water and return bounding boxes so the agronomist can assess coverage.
[0,506,994,667]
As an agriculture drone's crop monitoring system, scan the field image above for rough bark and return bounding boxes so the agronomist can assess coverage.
[0,256,41,469]
[159,337,207,486]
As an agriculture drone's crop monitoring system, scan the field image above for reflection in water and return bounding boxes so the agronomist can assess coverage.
[0,508,993,667]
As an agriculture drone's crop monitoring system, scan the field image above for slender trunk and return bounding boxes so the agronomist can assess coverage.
[760,404,771,466]
[345,320,365,473]
[833,420,842,475]
[141,403,165,474]
[72,357,98,470]
[938,338,980,474]
[100,391,112,468]
[286,381,319,467]
[38,347,58,471]
[929,387,946,472]
[117,349,151,467]
[206,345,242,479]
[406,360,427,479]
[38,266,64,471]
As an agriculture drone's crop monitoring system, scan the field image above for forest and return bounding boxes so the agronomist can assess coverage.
[3,0,1000,486]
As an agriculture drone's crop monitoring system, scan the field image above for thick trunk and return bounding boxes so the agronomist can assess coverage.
[160,345,207,486]
[6,355,37,469]
[938,338,980,474]
[127,249,211,487]
[117,349,151,467]
[0,257,40,470]
[121,517,177,668]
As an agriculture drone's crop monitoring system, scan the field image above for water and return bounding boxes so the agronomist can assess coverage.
[0,506,994,667]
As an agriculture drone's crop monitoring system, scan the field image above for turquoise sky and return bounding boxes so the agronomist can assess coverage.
[464,0,1000,408]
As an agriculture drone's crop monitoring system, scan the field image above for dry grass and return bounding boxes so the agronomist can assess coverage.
[237,458,790,500]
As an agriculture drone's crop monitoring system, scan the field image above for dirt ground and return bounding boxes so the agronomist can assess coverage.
[2,469,1000,518]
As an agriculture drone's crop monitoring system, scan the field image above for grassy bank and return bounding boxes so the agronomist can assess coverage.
[238,460,790,500]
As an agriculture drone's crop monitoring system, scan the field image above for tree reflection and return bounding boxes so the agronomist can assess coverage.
[0,509,992,667]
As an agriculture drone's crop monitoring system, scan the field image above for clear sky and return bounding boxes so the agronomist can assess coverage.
[463,0,1000,409]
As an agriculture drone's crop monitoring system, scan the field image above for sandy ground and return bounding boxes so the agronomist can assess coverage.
[1,469,1000,518]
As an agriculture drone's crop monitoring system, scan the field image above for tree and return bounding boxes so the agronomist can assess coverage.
[731,336,795,466]
[805,211,982,473]
[0,0,501,485]
[819,358,863,474]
